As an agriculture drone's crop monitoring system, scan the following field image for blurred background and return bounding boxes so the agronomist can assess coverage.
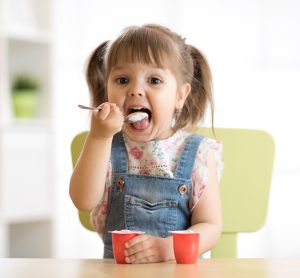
[0,0,299,258]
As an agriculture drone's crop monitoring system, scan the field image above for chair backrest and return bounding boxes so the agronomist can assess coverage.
[71,128,275,257]
[197,128,275,258]
[71,131,94,232]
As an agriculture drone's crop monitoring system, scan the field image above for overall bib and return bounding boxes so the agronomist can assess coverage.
[103,132,203,258]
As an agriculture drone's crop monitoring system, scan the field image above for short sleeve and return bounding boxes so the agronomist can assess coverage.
[90,159,113,237]
[190,137,224,211]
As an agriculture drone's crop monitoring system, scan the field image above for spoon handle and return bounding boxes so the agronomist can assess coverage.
[78,104,147,123]
[78,104,129,122]
[78,104,100,111]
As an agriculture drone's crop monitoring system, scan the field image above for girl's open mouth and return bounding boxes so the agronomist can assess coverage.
[128,107,151,130]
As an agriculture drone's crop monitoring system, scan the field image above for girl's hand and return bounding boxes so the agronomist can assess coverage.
[90,102,124,139]
[124,234,175,264]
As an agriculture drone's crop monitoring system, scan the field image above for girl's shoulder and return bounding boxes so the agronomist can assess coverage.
[166,130,223,158]
[174,130,223,167]
[179,130,222,150]
[192,131,224,181]
[198,133,222,153]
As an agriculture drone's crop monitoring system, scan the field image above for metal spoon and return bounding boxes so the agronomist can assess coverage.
[78,104,148,123]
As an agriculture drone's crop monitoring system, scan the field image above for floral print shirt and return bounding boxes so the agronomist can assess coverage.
[91,130,223,237]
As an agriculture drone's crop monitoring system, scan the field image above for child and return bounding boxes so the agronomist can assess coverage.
[70,24,223,263]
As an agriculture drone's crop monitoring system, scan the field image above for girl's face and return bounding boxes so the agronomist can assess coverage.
[107,62,190,142]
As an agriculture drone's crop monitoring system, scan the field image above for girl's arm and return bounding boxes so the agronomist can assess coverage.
[69,103,123,211]
[188,150,222,255]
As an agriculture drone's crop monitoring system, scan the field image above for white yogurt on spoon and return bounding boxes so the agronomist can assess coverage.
[125,112,148,124]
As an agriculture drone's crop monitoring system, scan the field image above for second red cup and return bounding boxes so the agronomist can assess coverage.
[111,230,144,264]
[171,230,200,264]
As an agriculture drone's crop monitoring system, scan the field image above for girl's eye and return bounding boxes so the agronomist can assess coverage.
[149,77,162,85]
[116,77,129,84]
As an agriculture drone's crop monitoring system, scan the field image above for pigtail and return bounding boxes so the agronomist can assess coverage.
[85,41,109,106]
[184,45,214,129]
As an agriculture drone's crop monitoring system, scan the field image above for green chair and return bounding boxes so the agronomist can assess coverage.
[71,131,94,232]
[71,128,275,258]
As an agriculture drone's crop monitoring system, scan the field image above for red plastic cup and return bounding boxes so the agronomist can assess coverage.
[171,230,200,264]
[111,230,144,264]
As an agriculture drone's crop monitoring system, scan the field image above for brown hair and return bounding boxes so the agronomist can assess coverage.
[86,24,214,130]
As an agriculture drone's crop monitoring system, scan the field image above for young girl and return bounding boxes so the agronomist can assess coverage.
[70,24,223,263]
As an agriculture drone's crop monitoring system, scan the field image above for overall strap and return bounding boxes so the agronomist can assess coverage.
[111,132,128,173]
[175,134,204,179]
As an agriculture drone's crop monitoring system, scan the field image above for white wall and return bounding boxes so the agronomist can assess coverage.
[52,0,300,258]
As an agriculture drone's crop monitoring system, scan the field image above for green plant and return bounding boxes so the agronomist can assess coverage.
[12,75,39,91]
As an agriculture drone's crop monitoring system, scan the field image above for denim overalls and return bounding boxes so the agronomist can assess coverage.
[103,132,203,258]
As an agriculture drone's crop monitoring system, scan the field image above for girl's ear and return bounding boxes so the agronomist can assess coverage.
[176,83,191,109]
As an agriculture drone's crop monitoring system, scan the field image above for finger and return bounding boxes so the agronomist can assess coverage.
[105,107,123,126]
[96,102,106,110]
[98,103,111,120]
[125,234,148,249]
[96,102,115,110]
[125,235,151,257]
[109,104,122,117]
[134,255,157,264]
[125,247,155,264]
[125,235,153,259]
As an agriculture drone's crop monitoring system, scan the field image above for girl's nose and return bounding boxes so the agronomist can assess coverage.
[128,82,145,97]
[129,91,144,97]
